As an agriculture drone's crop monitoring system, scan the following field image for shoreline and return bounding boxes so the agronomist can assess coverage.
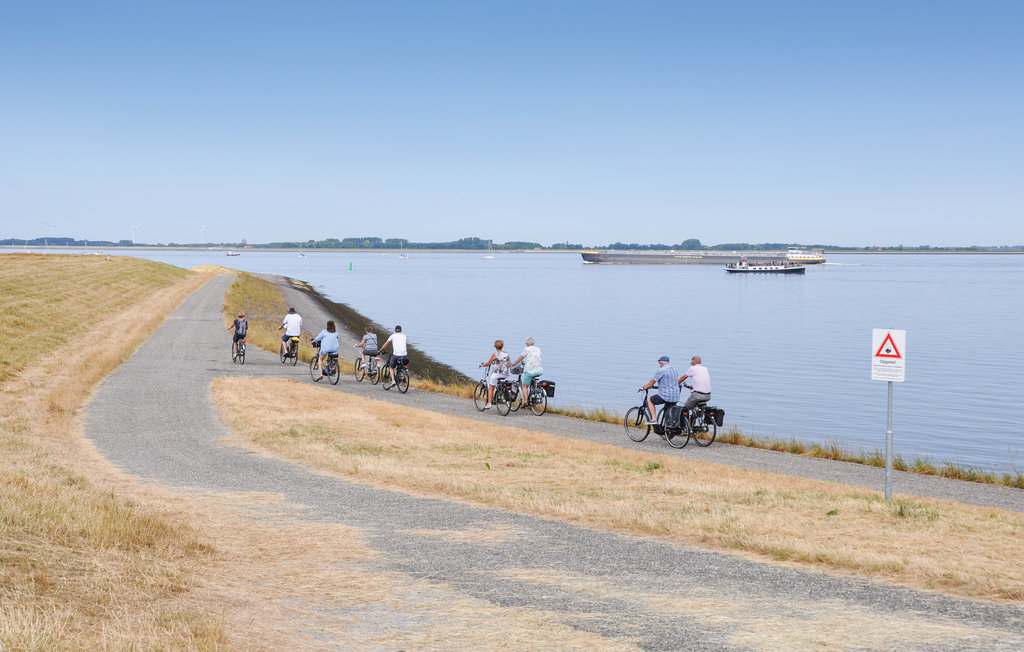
[4,245,1024,255]
[259,270,1023,491]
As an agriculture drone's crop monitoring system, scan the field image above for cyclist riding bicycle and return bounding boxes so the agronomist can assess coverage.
[678,355,712,410]
[639,355,680,426]
[511,336,543,406]
[278,307,303,357]
[226,311,247,359]
[311,320,340,380]
[379,325,408,389]
[355,325,379,363]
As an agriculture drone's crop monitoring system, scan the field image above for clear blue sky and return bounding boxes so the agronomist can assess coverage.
[2,1,1022,247]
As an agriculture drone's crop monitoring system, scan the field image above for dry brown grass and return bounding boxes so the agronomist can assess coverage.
[212,377,1024,604]
[0,255,667,649]
[0,254,226,648]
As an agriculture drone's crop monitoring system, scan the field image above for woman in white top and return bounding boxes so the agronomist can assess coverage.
[479,339,511,409]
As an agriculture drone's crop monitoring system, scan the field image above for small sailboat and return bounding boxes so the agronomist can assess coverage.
[298,243,305,258]
[399,244,408,259]
[483,240,495,259]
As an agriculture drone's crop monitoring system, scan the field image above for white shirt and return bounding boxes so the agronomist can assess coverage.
[282,313,303,337]
[685,364,711,394]
[387,332,408,356]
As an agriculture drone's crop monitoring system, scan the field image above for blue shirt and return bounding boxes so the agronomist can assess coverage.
[654,365,680,402]
[313,329,340,354]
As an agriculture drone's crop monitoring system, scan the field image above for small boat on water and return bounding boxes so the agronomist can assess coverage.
[786,247,826,264]
[725,259,805,274]
[225,251,240,257]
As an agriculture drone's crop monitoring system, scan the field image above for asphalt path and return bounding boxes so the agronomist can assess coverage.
[85,275,1024,650]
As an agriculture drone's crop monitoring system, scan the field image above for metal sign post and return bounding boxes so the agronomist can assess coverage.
[872,329,906,501]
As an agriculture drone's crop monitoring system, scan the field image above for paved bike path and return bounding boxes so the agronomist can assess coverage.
[85,275,1024,650]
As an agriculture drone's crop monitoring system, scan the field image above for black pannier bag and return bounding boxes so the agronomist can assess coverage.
[707,406,725,427]
[540,380,556,397]
[665,404,683,434]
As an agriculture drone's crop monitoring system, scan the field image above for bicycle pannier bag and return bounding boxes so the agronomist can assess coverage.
[665,404,682,430]
[707,406,725,427]
[541,380,556,397]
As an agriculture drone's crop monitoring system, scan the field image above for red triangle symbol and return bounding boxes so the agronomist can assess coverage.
[875,333,902,358]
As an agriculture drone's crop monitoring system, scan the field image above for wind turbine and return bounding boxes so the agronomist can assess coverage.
[39,219,60,251]
[125,223,142,245]
[201,224,207,244]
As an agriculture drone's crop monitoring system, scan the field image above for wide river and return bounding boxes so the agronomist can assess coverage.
[24,248,1024,473]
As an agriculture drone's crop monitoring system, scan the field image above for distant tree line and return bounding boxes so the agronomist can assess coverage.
[4,235,1022,252]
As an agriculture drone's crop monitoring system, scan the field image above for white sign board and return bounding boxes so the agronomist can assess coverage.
[872,329,906,382]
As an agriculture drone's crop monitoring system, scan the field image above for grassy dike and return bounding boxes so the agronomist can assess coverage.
[0,254,226,649]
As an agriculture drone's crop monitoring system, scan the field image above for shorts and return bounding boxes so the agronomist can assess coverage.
[389,355,408,368]
[282,334,299,343]
[488,371,508,387]
[362,348,379,356]
[522,371,541,386]
[318,346,339,356]
[233,333,245,343]
[650,395,673,406]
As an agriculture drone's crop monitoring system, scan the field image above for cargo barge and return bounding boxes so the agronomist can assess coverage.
[580,247,825,265]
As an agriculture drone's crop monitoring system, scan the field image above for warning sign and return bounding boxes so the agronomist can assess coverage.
[872,329,906,382]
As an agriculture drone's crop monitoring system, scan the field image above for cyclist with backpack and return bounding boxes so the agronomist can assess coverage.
[227,312,247,361]
[479,339,511,410]
[355,325,378,363]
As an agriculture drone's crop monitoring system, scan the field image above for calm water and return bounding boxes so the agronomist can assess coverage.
[22,248,1024,472]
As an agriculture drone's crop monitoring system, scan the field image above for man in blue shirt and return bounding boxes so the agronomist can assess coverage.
[639,355,680,425]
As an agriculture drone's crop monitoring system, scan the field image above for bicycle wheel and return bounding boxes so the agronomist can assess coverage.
[382,366,392,390]
[665,424,690,449]
[473,382,488,411]
[624,407,649,442]
[508,386,522,412]
[231,342,236,363]
[328,358,340,385]
[369,361,381,385]
[237,342,245,365]
[280,345,287,364]
[691,413,717,447]
[290,343,298,366]
[495,386,511,415]
[529,385,547,416]
[309,356,321,382]
[354,357,365,382]
[396,367,409,393]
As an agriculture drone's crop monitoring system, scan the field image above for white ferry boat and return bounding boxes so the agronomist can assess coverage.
[725,259,806,274]
[786,247,826,264]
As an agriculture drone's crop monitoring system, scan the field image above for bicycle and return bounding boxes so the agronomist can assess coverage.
[493,374,523,416]
[280,336,300,365]
[232,339,246,365]
[309,341,340,385]
[474,365,491,411]
[381,352,410,394]
[624,387,689,448]
[354,352,383,384]
[680,384,722,447]
[520,374,550,416]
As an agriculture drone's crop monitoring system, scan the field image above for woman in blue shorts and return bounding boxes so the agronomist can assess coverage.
[311,320,340,380]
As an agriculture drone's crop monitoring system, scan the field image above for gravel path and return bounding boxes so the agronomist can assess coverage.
[85,275,1024,650]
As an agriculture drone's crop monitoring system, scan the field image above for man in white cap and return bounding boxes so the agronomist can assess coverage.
[639,355,680,426]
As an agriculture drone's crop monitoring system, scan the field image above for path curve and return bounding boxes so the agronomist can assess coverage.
[85,275,1024,649]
